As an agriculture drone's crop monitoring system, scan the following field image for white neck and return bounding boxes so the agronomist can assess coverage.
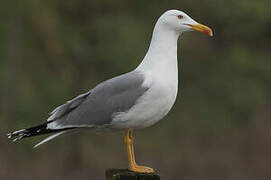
[136,21,180,74]
[136,21,180,84]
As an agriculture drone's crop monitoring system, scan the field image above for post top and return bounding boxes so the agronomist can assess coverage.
[106,169,160,180]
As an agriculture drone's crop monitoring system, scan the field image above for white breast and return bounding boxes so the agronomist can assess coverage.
[111,66,178,129]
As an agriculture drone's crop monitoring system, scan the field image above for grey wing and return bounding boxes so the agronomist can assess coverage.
[47,91,91,122]
[47,71,149,129]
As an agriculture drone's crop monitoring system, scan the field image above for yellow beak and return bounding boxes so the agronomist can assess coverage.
[188,23,213,36]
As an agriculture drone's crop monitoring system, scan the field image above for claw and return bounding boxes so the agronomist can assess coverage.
[129,165,155,173]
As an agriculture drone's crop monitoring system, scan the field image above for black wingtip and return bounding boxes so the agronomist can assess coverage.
[6,129,29,142]
[7,122,75,143]
[7,133,12,139]
[7,123,49,142]
[7,122,76,143]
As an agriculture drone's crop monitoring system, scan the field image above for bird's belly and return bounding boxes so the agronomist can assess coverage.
[111,82,178,129]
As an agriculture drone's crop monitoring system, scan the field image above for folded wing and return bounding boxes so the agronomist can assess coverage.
[48,71,149,129]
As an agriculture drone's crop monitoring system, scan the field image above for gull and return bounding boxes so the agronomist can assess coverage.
[7,9,213,173]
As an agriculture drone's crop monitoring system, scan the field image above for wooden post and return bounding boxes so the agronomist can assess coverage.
[105,169,160,180]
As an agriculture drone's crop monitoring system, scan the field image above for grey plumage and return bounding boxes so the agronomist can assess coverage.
[48,71,149,129]
[47,91,91,122]
[7,71,149,144]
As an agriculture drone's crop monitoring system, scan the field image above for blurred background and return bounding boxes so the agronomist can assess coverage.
[1,0,271,179]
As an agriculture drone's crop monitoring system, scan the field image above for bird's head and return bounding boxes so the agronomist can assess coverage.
[158,10,213,36]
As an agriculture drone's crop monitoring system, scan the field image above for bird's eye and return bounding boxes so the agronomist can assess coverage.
[177,15,184,19]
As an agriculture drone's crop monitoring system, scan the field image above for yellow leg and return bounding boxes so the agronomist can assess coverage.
[124,129,154,173]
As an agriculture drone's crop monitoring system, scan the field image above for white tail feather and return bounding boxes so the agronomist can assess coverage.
[33,131,67,148]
